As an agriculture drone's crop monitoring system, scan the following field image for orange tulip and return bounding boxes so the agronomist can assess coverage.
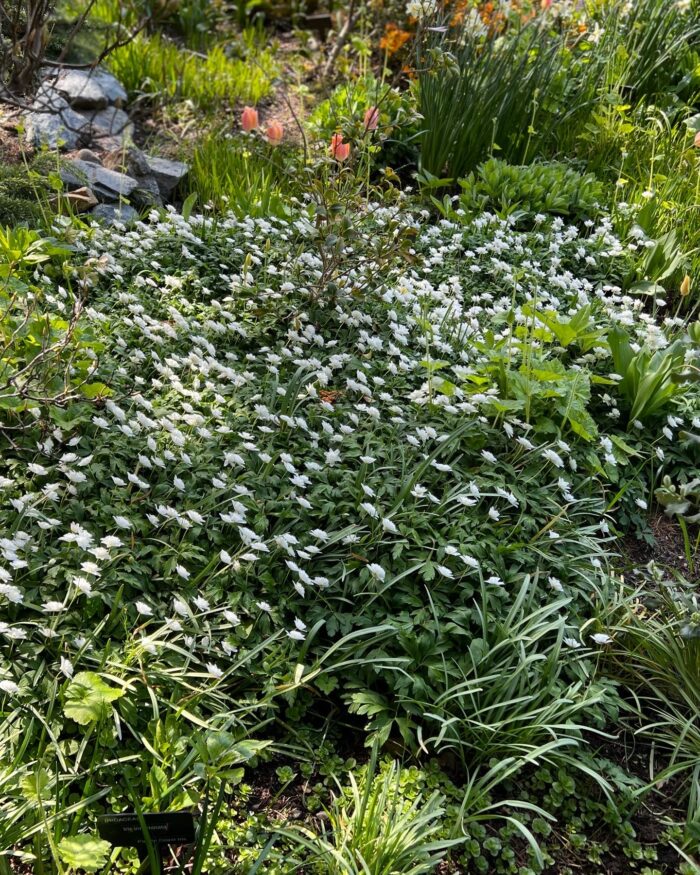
[363,106,379,132]
[266,120,284,145]
[330,133,350,161]
[241,106,259,132]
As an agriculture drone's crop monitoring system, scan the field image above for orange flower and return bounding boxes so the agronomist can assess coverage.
[266,120,284,145]
[380,23,412,55]
[694,131,700,148]
[330,133,350,161]
[241,106,258,132]
[363,106,379,132]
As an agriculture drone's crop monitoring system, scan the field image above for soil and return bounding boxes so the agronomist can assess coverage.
[0,106,28,164]
[623,512,699,583]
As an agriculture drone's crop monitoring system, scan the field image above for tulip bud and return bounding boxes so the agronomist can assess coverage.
[266,120,284,145]
[363,106,379,132]
[330,133,351,161]
[680,274,691,297]
[241,106,259,133]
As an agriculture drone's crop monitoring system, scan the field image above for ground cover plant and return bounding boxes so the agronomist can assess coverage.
[2,0,700,872]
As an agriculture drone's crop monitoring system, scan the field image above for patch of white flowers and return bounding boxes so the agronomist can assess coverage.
[0,202,696,700]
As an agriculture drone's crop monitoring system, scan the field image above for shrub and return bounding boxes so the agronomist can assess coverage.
[455,159,605,221]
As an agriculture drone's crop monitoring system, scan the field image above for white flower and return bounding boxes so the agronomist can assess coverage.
[223,610,241,626]
[635,498,648,510]
[287,629,305,640]
[206,663,223,678]
[436,565,453,579]
[136,600,153,616]
[481,450,497,465]
[542,448,564,468]
[176,565,190,580]
[406,0,437,18]
[360,502,378,518]
[0,584,23,604]
[194,596,210,612]
[43,601,65,613]
[101,536,123,548]
[73,577,93,596]
[548,577,564,592]
[0,679,19,695]
[367,563,386,582]
[591,633,613,645]
[220,549,233,564]
[488,506,500,521]
[563,637,582,649]
[173,597,189,616]
[113,515,132,529]
[60,657,74,678]
[486,575,504,587]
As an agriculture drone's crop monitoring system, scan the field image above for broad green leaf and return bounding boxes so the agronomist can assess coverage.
[57,835,111,872]
[63,672,124,725]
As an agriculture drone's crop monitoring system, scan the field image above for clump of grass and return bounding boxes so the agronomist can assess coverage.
[0,157,57,227]
[106,32,278,110]
[186,132,295,216]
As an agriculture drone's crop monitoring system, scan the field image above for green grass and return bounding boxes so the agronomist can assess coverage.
[186,132,296,216]
[106,32,278,110]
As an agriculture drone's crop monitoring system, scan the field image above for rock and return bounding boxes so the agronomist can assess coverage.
[23,92,90,150]
[145,156,189,198]
[45,67,127,110]
[101,147,162,207]
[131,177,163,209]
[91,134,125,152]
[103,146,151,177]
[49,186,99,213]
[91,204,139,225]
[76,148,102,164]
[86,106,133,141]
[60,164,87,190]
[64,159,140,201]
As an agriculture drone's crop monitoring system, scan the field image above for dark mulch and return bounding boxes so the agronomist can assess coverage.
[623,513,699,582]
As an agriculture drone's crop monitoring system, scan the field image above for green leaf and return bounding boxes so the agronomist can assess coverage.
[57,835,112,872]
[63,672,124,725]
[80,382,113,399]
[21,769,51,802]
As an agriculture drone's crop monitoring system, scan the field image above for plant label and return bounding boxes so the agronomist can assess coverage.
[97,812,195,848]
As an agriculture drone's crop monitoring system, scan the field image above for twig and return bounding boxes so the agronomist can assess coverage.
[322,0,359,81]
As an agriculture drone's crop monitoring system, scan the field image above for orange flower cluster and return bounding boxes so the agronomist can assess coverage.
[380,23,413,55]
[447,0,472,26]
[478,1,507,35]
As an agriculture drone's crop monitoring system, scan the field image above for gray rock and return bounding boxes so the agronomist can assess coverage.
[76,148,102,164]
[131,177,163,209]
[65,159,140,201]
[46,67,127,110]
[86,106,133,141]
[23,94,91,150]
[91,204,139,225]
[103,145,151,177]
[145,156,189,197]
